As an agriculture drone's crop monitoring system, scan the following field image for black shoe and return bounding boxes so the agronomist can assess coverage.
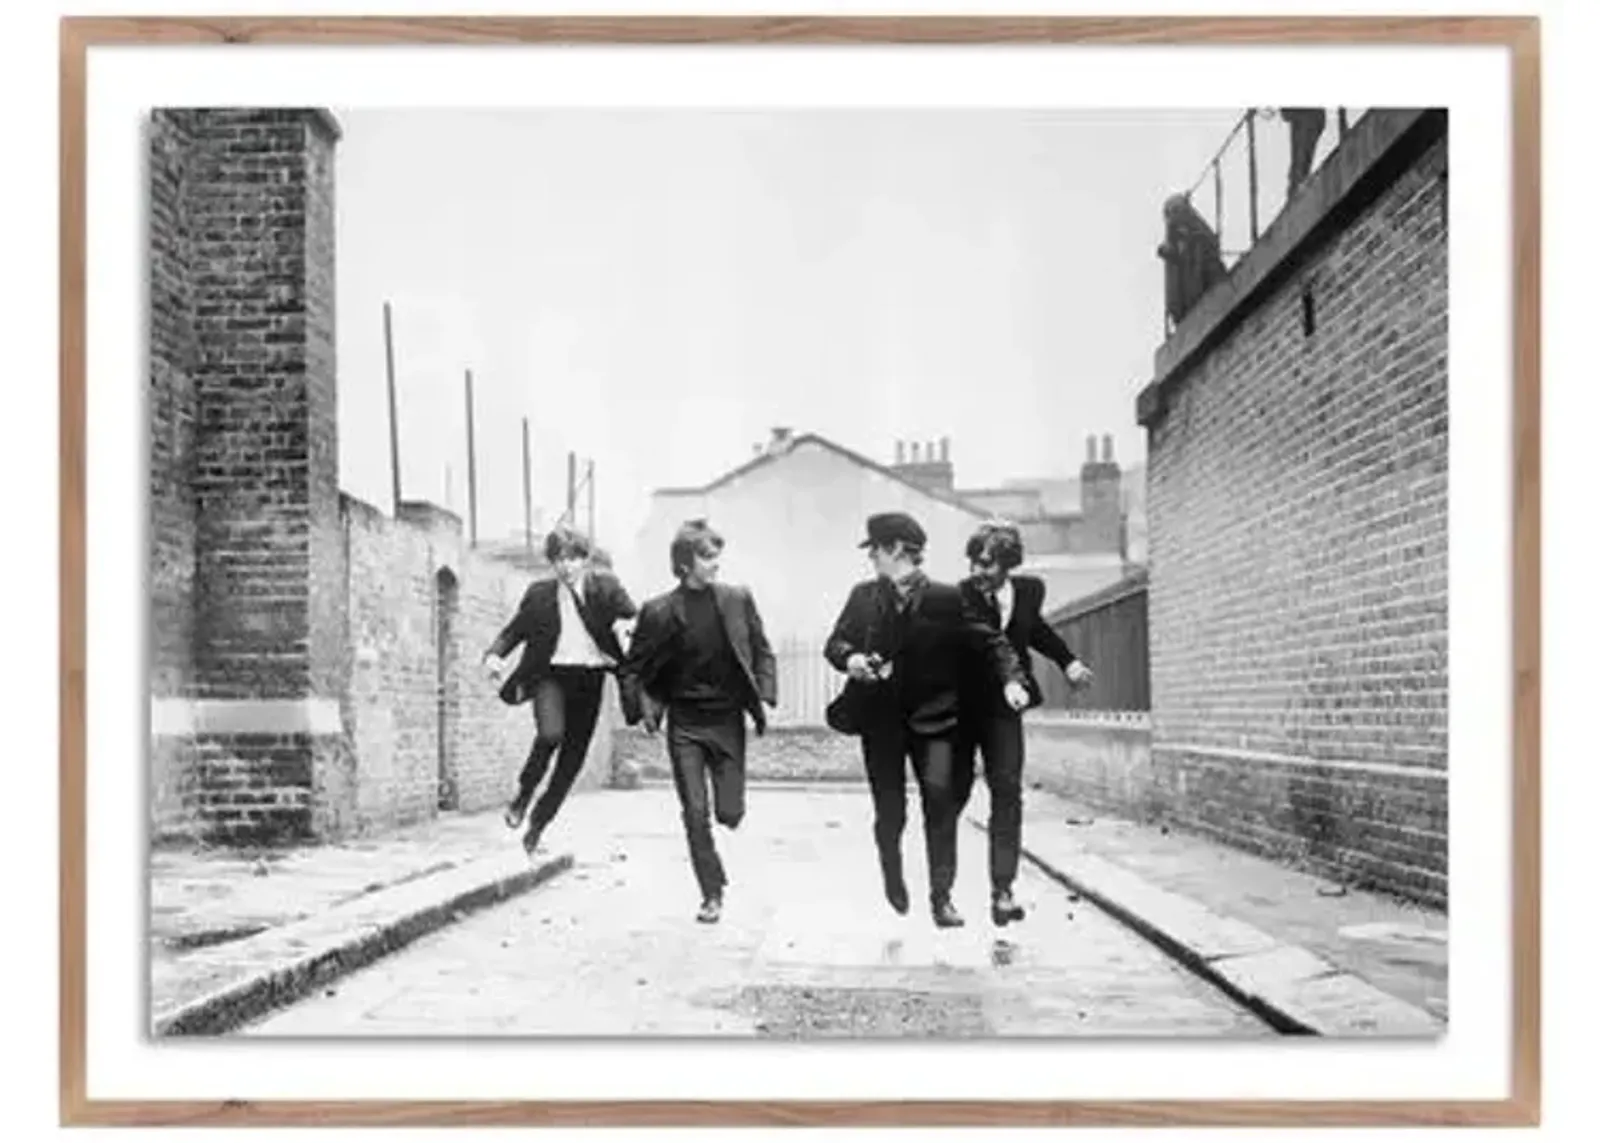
[881,867,910,915]
[697,895,723,924]
[521,823,544,857]
[504,796,529,830]
[932,898,965,929]
[991,889,1026,927]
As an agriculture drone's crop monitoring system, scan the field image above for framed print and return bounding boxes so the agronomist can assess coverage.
[60,13,1540,1127]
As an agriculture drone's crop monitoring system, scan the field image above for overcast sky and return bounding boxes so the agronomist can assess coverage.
[332,107,1317,547]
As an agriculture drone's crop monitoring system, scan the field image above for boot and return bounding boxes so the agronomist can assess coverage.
[932,896,965,929]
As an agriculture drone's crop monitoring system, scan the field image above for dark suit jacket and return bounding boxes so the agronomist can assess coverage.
[959,574,1078,713]
[825,575,1023,738]
[486,571,637,706]
[620,582,778,734]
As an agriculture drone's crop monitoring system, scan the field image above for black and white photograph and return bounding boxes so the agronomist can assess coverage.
[146,103,1448,1041]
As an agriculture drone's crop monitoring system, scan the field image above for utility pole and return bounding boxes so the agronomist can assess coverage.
[522,418,534,559]
[383,301,402,513]
[463,369,478,546]
[586,458,596,541]
[566,450,577,527]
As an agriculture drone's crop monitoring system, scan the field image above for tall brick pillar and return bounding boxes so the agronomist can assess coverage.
[151,109,347,843]
[149,112,202,837]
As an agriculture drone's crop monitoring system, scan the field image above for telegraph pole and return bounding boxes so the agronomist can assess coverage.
[586,458,596,540]
[566,450,577,527]
[522,418,534,558]
[463,369,478,546]
[383,302,402,513]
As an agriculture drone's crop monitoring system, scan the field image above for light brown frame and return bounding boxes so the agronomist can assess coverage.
[59,14,1541,1128]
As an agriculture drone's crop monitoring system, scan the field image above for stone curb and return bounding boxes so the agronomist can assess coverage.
[972,813,1443,1038]
[152,851,574,1037]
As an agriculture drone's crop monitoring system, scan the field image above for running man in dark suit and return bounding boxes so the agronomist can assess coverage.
[958,521,1093,926]
[621,519,777,924]
[482,527,638,856]
[825,512,1028,928]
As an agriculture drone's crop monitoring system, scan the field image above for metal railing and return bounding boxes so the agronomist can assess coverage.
[1180,107,1366,265]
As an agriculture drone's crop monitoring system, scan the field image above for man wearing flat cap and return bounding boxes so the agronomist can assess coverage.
[824,511,1029,928]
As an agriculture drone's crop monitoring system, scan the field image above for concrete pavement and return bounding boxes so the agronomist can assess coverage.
[240,786,1270,1038]
[966,785,1446,1035]
[153,793,619,1032]
[149,781,1446,1038]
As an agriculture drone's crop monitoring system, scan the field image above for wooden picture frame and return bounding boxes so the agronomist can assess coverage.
[59,14,1541,1127]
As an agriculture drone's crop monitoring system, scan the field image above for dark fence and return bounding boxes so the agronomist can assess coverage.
[1035,567,1149,713]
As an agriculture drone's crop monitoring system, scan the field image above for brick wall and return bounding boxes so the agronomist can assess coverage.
[1139,113,1447,905]
[1023,714,1155,812]
[149,112,199,698]
[147,109,346,843]
[149,112,202,833]
[185,109,341,702]
[337,494,618,836]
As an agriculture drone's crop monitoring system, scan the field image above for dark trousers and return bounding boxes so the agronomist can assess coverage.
[667,706,748,899]
[861,726,966,904]
[512,666,607,831]
[959,710,1026,894]
[1286,109,1327,193]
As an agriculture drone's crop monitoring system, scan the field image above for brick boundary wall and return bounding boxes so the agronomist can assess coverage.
[336,495,617,837]
[1022,713,1156,814]
[1136,110,1448,907]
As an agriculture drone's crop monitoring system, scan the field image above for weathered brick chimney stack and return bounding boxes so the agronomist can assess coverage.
[149,108,345,843]
[1079,432,1123,554]
[890,435,954,492]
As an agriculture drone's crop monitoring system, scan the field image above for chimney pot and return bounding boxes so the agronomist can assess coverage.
[1086,434,1097,464]
[895,440,906,464]
[1102,433,1114,462]
[939,437,950,463]
[911,442,922,463]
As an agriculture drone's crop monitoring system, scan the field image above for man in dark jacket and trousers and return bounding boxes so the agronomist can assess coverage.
[482,527,638,857]
[825,512,1028,928]
[957,521,1093,926]
[1280,106,1327,195]
[621,519,777,924]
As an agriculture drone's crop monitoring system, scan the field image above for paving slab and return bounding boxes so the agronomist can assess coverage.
[966,786,1446,1037]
